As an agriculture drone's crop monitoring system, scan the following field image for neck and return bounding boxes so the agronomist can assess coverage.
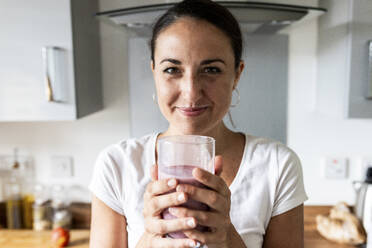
[160,121,234,155]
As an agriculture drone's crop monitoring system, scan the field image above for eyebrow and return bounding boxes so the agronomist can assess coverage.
[201,59,226,65]
[160,58,181,65]
[159,58,226,65]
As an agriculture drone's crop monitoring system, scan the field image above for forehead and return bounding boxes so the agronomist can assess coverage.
[154,17,234,62]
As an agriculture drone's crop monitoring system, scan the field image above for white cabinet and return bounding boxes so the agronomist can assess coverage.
[347,0,372,117]
[0,0,102,121]
[318,0,372,118]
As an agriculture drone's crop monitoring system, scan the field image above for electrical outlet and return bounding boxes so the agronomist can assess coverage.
[50,156,73,178]
[323,157,348,179]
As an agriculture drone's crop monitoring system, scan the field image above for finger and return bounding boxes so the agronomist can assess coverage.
[192,167,230,197]
[169,207,229,228]
[214,155,223,176]
[183,229,228,245]
[152,237,200,248]
[151,164,158,181]
[145,178,178,199]
[176,183,228,213]
[145,216,197,235]
[146,191,188,216]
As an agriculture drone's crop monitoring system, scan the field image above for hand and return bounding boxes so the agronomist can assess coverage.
[169,156,232,248]
[137,164,200,248]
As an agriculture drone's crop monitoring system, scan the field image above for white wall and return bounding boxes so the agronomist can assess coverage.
[287,16,372,205]
[3,0,371,205]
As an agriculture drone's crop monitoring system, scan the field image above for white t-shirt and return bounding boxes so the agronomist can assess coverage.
[89,133,308,248]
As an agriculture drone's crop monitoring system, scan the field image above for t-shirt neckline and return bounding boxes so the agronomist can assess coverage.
[228,133,248,193]
[151,132,248,193]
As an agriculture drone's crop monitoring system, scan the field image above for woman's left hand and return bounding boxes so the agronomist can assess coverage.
[169,155,232,247]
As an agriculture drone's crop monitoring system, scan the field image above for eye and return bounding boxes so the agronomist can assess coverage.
[163,67,181,74]
[202,67,221,74]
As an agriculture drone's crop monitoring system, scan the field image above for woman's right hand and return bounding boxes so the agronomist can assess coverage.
[136,164,200,248]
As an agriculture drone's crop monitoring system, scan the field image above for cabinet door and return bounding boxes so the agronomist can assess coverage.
[0,0,76,121]
[346,0,372,118]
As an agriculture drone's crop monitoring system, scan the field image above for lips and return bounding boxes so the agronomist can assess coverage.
[177,106,209,117]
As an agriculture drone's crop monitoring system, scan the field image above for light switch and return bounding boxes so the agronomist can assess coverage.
[323,157,348,179]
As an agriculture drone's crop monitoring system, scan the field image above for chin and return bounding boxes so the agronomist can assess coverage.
[173,122,214,136]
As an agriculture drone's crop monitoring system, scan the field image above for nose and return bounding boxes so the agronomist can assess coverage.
[180,70,203,103]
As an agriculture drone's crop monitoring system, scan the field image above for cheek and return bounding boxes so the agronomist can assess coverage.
[214,89,232,108]
[205,78,233,106]
[155,76,178,108]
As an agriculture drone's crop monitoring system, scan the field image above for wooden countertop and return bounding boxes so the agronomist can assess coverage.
[304,206,358,248]
[0,206,362,248]
[0,230,89,248]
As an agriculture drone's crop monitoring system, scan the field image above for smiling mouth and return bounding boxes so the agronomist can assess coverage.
[177,106,209,117]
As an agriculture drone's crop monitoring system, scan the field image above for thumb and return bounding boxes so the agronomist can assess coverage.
[214,155,223,176]
[150,164,158,181]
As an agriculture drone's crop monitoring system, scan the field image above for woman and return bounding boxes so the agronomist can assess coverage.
[89,0,307,247]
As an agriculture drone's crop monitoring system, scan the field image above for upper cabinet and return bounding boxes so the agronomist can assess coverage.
[347,0,372,117]
[0,0,102,121]
[318,0,372,118]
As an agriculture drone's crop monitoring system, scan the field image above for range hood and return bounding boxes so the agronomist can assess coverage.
[96,1,326,35]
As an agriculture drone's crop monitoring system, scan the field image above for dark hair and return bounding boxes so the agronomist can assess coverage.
[150,0,242,69]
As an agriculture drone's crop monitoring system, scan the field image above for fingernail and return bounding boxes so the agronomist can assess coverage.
[188,240,196,247]
[168,179,176,187]
[187,218,196,227]
[169,207,176,214]
[178,193,185,202]
[176,185,184,191]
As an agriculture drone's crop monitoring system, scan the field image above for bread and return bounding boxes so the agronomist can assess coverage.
[316,202,366,245]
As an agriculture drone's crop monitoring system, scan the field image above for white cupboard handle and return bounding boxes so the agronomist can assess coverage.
[42,47,57,102]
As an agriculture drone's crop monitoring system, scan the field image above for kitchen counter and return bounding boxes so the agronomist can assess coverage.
[0,229,89,248]
[0,206,362,248]
[304,206,358,248]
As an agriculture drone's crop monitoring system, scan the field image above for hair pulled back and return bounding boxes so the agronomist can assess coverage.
[150,0,242,69]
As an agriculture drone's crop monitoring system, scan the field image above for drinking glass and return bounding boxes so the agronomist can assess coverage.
[157,135,215,239]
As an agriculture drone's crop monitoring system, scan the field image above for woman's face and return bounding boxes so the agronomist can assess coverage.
[152,17,244,135]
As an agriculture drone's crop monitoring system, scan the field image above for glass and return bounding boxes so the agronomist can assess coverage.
[21,179,35,229]
[4,179,22,229]
[51,185,71,229]
[32,184,52,230]
[157,135,215,239]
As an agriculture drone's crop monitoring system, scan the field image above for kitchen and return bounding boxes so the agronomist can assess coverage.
[1,0,372,247]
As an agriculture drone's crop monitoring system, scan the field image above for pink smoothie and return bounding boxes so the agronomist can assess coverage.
[159,165,210,239]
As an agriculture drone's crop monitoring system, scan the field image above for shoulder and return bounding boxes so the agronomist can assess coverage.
[99,133,156,159]
[243,134,301,177]
[245,134,298,161]
[95,133,157,170]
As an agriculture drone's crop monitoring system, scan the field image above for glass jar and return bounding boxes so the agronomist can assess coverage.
[21,178,35,229]
[52,208,71,229]
[51,185,71,229]
[32,184,52,231]
[0,167,11,203]
[4,178,23,229]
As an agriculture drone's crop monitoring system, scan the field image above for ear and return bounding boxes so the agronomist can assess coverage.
[233,60,245,90]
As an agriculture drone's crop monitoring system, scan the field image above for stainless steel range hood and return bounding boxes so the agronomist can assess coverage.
[96,1,326,35]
